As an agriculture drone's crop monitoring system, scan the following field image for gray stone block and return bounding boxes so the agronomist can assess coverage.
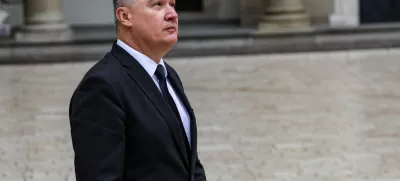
[14,28,73,43]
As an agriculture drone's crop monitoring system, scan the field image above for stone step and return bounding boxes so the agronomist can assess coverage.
[3,23,400,64]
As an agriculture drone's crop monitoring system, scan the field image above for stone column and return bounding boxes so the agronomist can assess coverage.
[15,0,72,42]
[258,0,311,33]
[239,0,264,27]
[329,0,359,27]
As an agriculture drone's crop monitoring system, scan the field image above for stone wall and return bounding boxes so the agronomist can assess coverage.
[7,0,241,26]
[7,0,332,27]
[4,3,22,26]
[62,0,113,25]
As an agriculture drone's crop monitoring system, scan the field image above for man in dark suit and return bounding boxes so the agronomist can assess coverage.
[68,0,207,180]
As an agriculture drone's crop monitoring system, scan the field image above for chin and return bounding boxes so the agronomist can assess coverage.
[163,35,178,44]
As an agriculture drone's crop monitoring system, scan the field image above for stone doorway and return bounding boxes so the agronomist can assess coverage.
[176,0,203,12]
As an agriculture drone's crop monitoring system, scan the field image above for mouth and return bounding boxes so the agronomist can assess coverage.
[165,26,177,32]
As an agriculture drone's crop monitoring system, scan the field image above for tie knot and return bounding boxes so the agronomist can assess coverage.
[155,64,166,81]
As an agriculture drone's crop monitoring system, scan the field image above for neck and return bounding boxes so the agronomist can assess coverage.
[117,33,165,64]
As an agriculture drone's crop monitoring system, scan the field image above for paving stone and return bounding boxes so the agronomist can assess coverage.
[1,48,400,180]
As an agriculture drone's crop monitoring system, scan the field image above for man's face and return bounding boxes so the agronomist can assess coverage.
[119,0,178,47]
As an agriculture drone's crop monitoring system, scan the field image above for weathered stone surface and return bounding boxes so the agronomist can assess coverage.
[1,49,400,181]
[258,0,311,32]
[14,0,72,43]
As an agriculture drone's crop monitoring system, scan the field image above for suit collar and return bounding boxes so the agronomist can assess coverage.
[116,39,168,79]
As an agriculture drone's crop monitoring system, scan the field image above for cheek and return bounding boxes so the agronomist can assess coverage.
[136,12,165,38]
[150,17,165,36]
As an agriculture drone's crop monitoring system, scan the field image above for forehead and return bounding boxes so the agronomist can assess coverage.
[137,0,175,3]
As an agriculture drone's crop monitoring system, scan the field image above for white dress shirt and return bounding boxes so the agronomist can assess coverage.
[117,39,191,145]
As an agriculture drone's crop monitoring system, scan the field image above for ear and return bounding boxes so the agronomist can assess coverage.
[115,7,133,27]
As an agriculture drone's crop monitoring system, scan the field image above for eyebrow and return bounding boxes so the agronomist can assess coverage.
[152,0,176,3]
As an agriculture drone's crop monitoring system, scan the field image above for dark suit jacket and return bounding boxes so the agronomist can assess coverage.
[69,42,206,181]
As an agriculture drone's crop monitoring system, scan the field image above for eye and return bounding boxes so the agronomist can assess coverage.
[170,3,176,8]
[154,1,161,6]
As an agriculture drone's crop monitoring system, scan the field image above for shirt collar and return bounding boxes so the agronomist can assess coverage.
[116,39,167,78]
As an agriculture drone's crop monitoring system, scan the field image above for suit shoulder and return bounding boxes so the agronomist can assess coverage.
[82,53,124,83]
[72,53,126,96]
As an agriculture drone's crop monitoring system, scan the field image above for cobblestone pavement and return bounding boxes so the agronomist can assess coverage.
[1,49,400,181]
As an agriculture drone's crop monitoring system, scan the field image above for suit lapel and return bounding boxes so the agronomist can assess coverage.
[165,64,196,124]
[165,64,198,171]
[111,43,189,168]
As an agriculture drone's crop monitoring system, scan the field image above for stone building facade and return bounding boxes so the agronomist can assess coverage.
[3,0,399,41]
[5,0,338,26]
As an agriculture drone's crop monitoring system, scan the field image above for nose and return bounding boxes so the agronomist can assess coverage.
[165,6,178,21]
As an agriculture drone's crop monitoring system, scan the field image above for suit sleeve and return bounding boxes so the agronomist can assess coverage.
[194,154,207,181]
[69,76,126,181]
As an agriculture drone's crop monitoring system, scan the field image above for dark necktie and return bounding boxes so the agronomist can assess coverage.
[155,65,191,158]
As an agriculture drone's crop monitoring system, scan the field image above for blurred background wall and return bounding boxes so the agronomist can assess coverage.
[6,0,334,27]
[7,0,400,28]
[6,0,242,26]
[239,0,334,27]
